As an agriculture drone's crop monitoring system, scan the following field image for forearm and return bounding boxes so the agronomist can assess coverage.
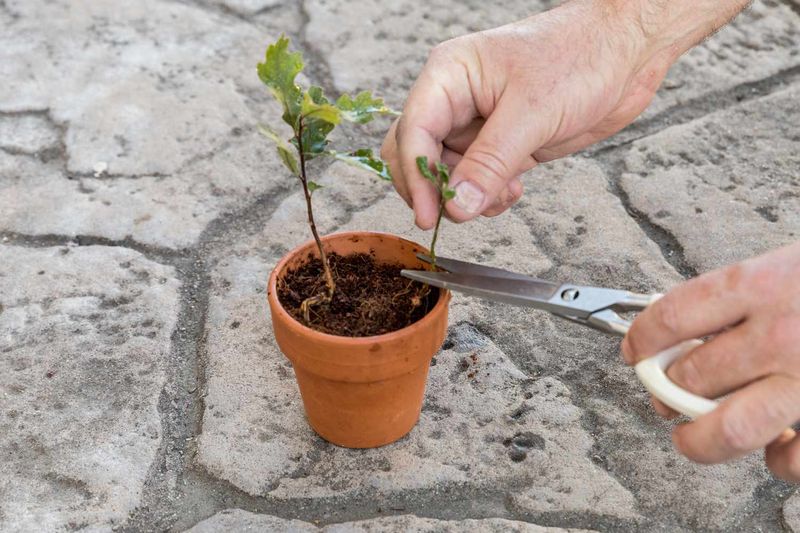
[628,0,752,62]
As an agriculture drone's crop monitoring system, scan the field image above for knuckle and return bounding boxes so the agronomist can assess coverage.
[653,296,682,337]
[718,411,753,454]
[762,317,800,367]
[722,263,744,292]
[671,354,707,396]
[747,261,780,300]
[463,148,513,189]
[428,41,454,62]
[623,325,647,361]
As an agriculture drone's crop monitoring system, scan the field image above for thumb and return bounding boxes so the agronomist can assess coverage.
[447,93,548,221]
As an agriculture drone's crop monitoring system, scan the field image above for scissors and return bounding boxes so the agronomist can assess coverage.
[402,254,717,419]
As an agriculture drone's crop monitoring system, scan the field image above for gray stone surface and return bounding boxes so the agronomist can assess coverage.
[1,0,798,531]
[786,491,800,532]
[0,245,180,531]
[0,0,298,248]
[188,509,589,532]
[621,85,800,271]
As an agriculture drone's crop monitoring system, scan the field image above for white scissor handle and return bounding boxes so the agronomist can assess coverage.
[634,339,717,418]
[620,293,717,418]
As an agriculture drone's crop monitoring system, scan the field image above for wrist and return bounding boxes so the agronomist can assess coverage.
[617,0,751,63]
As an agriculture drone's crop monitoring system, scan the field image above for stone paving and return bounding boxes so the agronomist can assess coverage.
[1,0,799,531]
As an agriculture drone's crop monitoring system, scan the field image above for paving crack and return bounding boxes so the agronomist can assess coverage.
[592,150,699,279]
[0,107,70,169]
[297,0,337,96]
[116,179,296,532]
[780,0,800,19]
[587,64,800,155]
[171,477,523,532]
[0,231,188,263]
[158,0,281,25]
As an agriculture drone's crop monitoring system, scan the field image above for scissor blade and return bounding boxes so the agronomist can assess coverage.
[415,254,540,281]
[401,270,568,310]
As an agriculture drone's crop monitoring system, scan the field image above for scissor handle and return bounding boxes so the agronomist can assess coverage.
[612,293,717,418]
[634,339,717,418]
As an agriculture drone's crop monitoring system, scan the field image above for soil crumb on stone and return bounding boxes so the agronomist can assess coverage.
[277,252,439,337]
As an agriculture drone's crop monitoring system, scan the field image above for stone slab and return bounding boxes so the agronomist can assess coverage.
[0,0,300,248]
[786,491,800,532]
[187,509,591,532]
[621,85,800,272]
[0,244,180,531]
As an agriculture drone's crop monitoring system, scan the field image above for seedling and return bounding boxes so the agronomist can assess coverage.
[415,156,455,265]
[258,35,394,320]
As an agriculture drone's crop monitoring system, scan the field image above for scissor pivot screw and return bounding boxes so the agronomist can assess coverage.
[561,288,580,301]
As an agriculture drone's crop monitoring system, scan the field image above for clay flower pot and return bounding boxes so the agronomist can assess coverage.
[267,231,451,448]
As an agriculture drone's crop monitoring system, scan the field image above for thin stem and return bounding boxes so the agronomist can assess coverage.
[297,119,335,300]
[428,196,445,267]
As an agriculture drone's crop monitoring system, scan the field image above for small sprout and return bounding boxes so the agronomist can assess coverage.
[416,156,455,265]
[257,35,395,322]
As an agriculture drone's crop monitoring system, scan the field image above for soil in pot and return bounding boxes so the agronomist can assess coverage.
[277,251,439,336]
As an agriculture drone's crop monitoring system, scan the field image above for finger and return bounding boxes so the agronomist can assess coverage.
[766,429,800,482]
[446,90,550,222]
[672,374,800,463]
[443,118,484,154]
[622,263,751,364]
[396,62,476,230]
[441,147,462,169]
[482,177,523,217]
[652,396,679,419]
[666,321,769,400]
[381,119,411,207]
[441,149,522,220]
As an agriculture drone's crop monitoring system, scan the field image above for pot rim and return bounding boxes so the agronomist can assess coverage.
[267,230,450,345]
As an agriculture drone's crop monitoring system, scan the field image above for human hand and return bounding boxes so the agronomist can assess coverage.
[381,0,750,229]
[622,242,800,482]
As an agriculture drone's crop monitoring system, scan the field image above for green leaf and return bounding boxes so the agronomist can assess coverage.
[336,90,398,124]
[435,162,450,185]
[293,117,335,159]
[257,35,304,128]
[307,85,329,105]
[301,90,341,125]
[307,181,323,194]
[416,156,454,201]
[416,156,437,184]
[329,148,392,181]
[258,124,300,175]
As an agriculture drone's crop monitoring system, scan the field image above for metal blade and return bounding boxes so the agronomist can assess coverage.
[415,254,541,282]
[401,270,568,310]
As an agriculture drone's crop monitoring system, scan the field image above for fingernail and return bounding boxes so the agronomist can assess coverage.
[454,181,484,214]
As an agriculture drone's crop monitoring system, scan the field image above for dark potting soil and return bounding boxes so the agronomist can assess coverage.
[277,252,439,337]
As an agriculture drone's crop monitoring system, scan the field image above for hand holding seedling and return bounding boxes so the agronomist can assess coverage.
[381,0,800,482]
[381,0,752,228]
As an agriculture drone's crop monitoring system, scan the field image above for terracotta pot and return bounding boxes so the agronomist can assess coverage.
[267,231,450,448]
